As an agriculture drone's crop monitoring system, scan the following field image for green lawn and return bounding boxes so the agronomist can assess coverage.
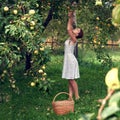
[0,48,120,120]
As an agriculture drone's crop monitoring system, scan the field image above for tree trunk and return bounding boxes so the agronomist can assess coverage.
[25,52,32,71]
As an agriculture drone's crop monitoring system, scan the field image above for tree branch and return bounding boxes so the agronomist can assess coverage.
[42,7,54,31]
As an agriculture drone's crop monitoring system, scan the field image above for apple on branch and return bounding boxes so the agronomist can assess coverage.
[4,6,9,12]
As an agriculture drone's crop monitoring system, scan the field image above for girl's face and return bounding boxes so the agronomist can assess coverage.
[72,28,80,36]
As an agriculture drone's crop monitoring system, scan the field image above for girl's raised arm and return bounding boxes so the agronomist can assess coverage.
[67,11,77,43]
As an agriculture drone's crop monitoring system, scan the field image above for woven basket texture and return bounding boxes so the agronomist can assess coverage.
[52,92,74,115]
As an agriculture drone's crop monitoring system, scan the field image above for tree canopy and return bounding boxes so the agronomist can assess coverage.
[0,0,119,92]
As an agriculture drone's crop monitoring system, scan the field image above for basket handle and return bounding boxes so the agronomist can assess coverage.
[52,92,73,102]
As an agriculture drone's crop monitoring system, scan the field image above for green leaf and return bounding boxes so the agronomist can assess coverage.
[0,43,5,45]
[101,105,120,119]
[78,113,95,120]
[109,92,120,106]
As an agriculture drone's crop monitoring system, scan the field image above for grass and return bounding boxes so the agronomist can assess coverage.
[0,48,120,120]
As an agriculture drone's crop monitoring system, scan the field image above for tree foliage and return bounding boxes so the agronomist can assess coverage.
[0,0,52,92]
[0,0,120,93]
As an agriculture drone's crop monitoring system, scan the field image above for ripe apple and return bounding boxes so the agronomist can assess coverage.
[13,10,18,14]
[21,16,26,20]
[41,77,46,81]
[4,6,9,12]
[96,17,100,20]
[40,47,44,51]
[42,65,46,70]
[95,0,102,6]
[3,70,7,74]
[34,50,38,54]
[38,69,43,73]
[30,26,34,30]
[29,9,35,15]
[11,84,16,88]
[30,21,36,26]
[36,4,39,8]
[95,26,99,30]
[31,82,35,87]
[1,73,5,77]
[17,47,20,51]
[42,72,47,76]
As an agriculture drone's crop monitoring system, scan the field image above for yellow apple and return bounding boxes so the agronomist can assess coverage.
[38,69,43,73]
[29,9,35,15]
[30,21,36,26]
[40,47,44,51]
[42,65,46,70]
[17,47,20,51]
[30,82,35,87]
[4,6,9,12]
[11,84,16,88]
[13,10,18,14]
[96,17,100,20]
[36,4,39,8]
[34,50,38,54]
[21,16,26,20]
[42,72,47,76]
[11,60,14,64]
[30,26,34,30]
[95,0,102,6]
[41,77,46,81]
[105,68,120,90]
[95,26,99,30]
[3,70,7,74]
[1,73,5,77]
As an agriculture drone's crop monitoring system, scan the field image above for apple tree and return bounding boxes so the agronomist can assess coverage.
[0,0,53,93]
[1,0,118,93]
[0,0,79,93]
[74,0,117,67]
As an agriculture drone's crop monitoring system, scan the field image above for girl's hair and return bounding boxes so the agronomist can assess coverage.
[76,29,83,39]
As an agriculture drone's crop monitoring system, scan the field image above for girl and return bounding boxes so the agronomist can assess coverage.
[62,11,83,100]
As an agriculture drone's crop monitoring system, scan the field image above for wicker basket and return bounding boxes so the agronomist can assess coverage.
[52,92,74,115]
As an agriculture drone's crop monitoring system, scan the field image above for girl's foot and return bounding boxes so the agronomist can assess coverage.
[68,96,73,101]
[75,96,80,100]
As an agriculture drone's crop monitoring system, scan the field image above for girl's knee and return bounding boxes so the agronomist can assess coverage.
[69,79,75,84]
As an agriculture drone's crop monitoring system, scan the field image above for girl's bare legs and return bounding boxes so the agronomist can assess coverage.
[69,79,80,100]
[69,81,73,98]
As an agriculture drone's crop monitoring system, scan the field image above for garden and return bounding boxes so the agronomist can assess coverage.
[0,0,120,120]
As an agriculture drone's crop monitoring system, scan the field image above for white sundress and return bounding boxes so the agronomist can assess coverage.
[62,39,80,79]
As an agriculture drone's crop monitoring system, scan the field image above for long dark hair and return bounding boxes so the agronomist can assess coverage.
[76,29,83,39]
